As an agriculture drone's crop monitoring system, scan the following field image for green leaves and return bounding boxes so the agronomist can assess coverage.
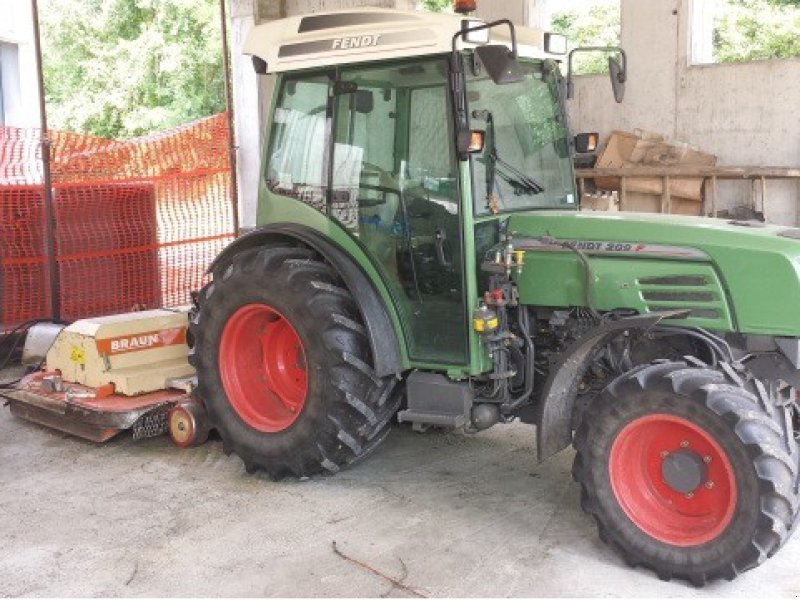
[40,0,225,139]
[419,0,452,12]
[713,0,800,63]
[550,3,621,75]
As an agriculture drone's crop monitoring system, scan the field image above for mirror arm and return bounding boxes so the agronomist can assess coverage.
[451,18,518,58]
[449,19,520,159]
[566,46,627,99]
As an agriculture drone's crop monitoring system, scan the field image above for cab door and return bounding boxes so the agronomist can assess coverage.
[330,58,468,365]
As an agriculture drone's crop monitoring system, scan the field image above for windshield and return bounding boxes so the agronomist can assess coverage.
[467,58,576,215]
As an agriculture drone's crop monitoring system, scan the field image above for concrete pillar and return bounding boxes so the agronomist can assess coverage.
[476,0,547,29]
[230,0,262,228]
[619,0,680,137]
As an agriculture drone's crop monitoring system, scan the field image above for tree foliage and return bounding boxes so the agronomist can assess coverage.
[40,0,225,139]
[419,0,451,11]
[550,3,621,75]
[714,0,800,63]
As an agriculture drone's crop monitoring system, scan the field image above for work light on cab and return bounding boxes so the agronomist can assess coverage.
[453,0,477,14]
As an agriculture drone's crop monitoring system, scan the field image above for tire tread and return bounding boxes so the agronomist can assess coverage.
[573,360,800,585]
[190,246,398,479]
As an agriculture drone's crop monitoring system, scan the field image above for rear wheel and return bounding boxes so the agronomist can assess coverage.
[189,246,400,479]
[573,361,799,585]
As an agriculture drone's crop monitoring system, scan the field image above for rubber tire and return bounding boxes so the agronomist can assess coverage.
[168,401,210,448]
[573,360,800,586]
[189,245,400,479]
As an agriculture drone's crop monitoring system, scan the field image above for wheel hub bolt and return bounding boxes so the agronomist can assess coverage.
[680,440,690,448]
[703,455,712,463]
[660,450,669,458]
[685,492,694,499]
[706,481,715,489]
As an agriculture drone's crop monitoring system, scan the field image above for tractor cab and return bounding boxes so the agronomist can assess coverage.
[245,8,587,367]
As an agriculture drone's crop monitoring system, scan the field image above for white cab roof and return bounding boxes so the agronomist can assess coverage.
[244,8,555,73]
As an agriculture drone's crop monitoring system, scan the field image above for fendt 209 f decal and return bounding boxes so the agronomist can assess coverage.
[514,237,710,260]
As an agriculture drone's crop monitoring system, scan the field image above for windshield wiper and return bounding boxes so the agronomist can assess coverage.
[493,151,544,195]
[473,109,545,209]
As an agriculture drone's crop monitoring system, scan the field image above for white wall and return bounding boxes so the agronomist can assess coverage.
[0,0,41,127]
[568,0,800,225]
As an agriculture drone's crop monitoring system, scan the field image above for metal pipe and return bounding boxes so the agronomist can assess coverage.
[219,0,240,234]
[30,0,60,322]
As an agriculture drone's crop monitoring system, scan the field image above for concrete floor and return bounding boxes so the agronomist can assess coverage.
[2,370,800,597]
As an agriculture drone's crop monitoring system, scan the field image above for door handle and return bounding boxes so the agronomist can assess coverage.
[434,227,451,267]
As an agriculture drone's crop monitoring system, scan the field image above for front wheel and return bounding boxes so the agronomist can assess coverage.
[573,361,799,585]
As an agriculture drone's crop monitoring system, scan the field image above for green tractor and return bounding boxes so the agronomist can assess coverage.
[190,9,800,584]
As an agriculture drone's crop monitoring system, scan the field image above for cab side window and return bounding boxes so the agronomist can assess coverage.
[265,75,330,212]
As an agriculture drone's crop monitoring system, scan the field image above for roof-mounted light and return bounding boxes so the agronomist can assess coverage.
[454,0,477,15]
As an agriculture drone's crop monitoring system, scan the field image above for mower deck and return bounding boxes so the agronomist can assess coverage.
[6,372,188,442]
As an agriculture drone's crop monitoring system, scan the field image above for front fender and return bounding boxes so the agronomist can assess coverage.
[207,223,405,378]
[536,310,688,461]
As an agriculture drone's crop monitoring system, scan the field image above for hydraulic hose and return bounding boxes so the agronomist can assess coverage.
[502,306,536,414]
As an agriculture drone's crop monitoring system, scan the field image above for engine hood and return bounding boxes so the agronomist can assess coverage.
[506,211,800,336]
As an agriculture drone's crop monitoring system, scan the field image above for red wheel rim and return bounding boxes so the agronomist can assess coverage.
[609,413,737,546]
[219,303,307,432]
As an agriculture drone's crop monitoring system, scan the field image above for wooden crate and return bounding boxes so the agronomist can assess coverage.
[594,130,716,202]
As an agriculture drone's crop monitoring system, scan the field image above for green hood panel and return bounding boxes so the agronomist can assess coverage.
[507,211,800,336]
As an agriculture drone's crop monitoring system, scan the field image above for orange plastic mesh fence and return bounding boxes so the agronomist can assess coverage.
[0,113,235,331]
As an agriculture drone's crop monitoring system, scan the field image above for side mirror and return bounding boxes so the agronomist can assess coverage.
[608,56,626,103]
[566,46,627,104]
[574,132,598,154]
[475,45,525,85]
